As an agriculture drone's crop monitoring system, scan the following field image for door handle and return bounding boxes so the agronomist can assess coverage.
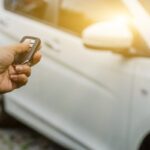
[44,40,61,53]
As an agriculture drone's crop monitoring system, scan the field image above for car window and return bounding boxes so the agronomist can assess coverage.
[4,0,128,36]
[139,0,150,15]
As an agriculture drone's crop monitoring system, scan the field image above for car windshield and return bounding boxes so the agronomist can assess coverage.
[5,0,129,35]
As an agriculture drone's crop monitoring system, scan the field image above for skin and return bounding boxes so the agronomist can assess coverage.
[0,43,41,94]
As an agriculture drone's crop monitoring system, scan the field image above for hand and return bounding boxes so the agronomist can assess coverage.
[0,43,41,94]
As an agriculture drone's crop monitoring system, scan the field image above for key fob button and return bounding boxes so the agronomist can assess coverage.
[24,39,31,43]
[30,40,36,44]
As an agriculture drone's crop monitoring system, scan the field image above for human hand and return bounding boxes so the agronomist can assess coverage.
[0,43,41,94]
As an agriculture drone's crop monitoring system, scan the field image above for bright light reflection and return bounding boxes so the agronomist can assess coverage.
[111,15,130,25]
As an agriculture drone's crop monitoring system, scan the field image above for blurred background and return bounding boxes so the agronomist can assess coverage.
[0,0,150,150]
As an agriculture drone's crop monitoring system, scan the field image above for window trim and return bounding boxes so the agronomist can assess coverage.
[3,0,80,37]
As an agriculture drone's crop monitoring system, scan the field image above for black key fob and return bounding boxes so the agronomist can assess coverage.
[14,36,41,65]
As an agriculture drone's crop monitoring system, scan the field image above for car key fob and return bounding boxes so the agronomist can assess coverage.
[14,36,41,65]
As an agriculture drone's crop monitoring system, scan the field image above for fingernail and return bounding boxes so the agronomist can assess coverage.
[10,75,17,79]
[16,66,23,71]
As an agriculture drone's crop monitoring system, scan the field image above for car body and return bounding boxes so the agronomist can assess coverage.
[0,0,150,150]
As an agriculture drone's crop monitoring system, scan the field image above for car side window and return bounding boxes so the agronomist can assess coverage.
[4,0,128,36]
[59,0,128,34]
[139,0,150,15]
[5,0,50,21]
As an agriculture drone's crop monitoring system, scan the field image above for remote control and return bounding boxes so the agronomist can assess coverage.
[14,36,41,65]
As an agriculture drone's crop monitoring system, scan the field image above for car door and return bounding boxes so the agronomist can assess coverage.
[129,58,150,150]
[0,0,137,150]
[124,0,150,150]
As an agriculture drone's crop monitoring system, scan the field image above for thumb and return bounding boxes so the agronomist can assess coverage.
[8,42,30,55]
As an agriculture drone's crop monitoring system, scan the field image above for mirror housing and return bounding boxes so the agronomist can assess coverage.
[82,21,133,50]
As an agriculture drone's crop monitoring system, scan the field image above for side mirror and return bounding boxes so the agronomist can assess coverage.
[82,20,150,57]
[82,21,133,53]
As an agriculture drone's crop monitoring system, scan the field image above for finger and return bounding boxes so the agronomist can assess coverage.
[31,51,42,66]
[15,65,31,77]
[8,65,16,75]
[7,42,30,55]
[10,74,28,86]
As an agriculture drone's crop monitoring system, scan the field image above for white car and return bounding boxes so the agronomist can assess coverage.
[0,0,150,150]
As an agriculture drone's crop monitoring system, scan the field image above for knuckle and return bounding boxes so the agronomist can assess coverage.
[21,65,31,76]
[25,66,31,76]
[20,74,27,82]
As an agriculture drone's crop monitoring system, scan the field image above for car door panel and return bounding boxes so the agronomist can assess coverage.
[128,59,150,150]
